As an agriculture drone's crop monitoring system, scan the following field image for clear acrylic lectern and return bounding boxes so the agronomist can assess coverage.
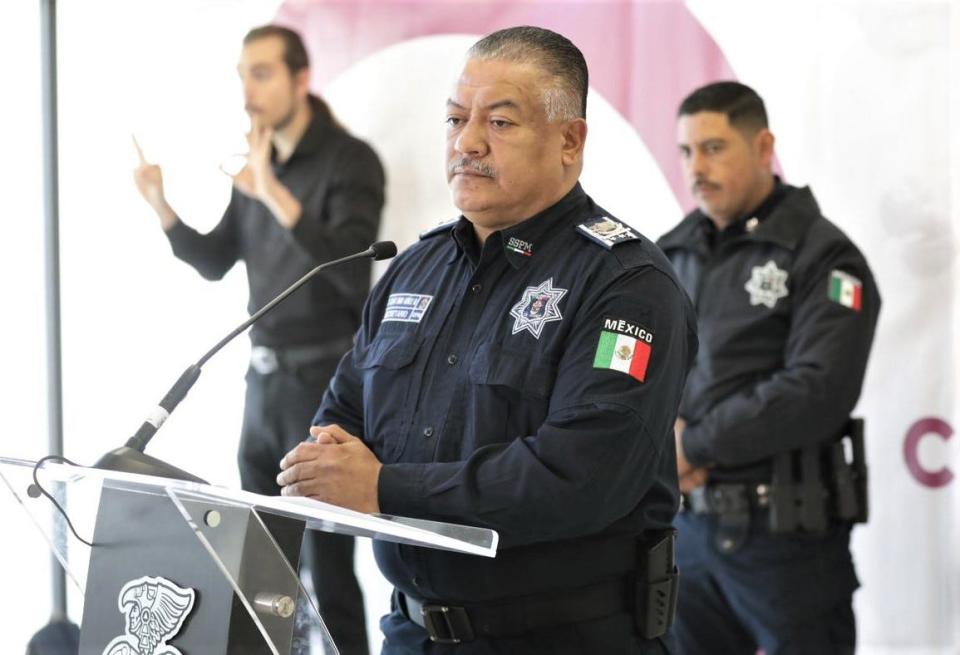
[0,456,497,654]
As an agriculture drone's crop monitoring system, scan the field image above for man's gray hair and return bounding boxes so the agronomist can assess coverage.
[466,26,588,122]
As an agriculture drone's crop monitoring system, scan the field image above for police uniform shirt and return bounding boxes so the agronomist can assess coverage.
[164,96,385,348]
[317,183,698,604]
[657,181,881,478]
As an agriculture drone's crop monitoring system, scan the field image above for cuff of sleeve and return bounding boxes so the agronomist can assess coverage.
[378,463,427,518]
[681,424,714,468]
[163,217,187,244]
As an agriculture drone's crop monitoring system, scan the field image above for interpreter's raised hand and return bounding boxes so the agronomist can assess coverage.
[132,135,166,207]
[277,424,382,514]
[132,135,177,230]
[232,117,275,199]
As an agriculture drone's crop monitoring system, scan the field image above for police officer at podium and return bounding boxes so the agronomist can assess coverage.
[277,26,698,653]
[658,81,881,655]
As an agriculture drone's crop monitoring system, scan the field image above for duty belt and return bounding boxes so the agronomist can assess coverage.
[684,483,772,554]
[249,337,354,375]
[394,580,628,644]
[685,482,771,515]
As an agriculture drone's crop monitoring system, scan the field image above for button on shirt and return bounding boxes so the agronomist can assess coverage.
[165,96,385,348]
[316,184,698,603]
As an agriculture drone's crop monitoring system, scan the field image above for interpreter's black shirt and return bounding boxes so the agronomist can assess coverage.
[165,97,385,348]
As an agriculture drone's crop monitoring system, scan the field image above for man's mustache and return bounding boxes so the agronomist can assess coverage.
[693,178,720,193]
[449,158,497,179]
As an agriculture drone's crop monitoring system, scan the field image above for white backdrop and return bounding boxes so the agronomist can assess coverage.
[0,1,957,653]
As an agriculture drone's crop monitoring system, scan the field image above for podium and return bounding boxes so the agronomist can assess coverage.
[0,456,497,654]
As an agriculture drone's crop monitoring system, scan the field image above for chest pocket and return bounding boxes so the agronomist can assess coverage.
[354,331,421,460]
[355,331,421,370]
[469,342,557,399]
[467,342,558,447]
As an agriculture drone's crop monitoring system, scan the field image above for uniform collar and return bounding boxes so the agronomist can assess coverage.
[447,182,588,268]
[723,177,787,237]
[745,184,820,250]
[659,179,819,253]
[272,95,337,168]
[499,183,588,268]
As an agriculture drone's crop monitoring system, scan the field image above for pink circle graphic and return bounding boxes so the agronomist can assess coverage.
[275,0,738,208]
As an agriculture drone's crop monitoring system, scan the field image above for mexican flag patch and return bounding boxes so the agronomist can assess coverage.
[593,317,653,382]
[828,270,862,311]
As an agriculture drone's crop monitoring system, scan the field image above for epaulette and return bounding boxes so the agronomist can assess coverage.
[576,215,643,249]
[576,215,649,269]
[419,218,459,240]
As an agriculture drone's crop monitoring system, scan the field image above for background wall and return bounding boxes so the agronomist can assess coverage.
[1,1,957,652]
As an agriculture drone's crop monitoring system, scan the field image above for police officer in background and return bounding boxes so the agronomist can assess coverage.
[133,25,383,655]
[658,82,881,654]
[276,26,698,654]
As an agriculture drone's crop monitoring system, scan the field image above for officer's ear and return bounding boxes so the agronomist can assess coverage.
[560,118,588,167]
[754,128,775,169]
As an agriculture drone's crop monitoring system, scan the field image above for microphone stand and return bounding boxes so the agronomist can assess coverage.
[92,242,396,482]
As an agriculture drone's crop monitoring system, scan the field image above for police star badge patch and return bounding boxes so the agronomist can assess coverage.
[744,260,789,309]
[509,278,568,339]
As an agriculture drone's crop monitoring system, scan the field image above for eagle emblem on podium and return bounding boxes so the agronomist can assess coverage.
[102,576,196,655]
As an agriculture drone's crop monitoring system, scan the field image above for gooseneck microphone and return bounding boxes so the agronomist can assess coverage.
[92,241,397,481]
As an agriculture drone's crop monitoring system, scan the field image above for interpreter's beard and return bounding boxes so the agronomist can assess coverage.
[273,107,297,132]
[272,94,298,132]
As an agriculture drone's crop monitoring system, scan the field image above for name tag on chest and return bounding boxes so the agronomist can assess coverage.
[383,293,434,323]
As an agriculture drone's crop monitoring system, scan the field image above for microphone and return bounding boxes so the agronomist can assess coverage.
[370,240,397,260]
[93,241,398,481]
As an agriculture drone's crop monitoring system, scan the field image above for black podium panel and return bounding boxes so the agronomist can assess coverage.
[78,487,304,654]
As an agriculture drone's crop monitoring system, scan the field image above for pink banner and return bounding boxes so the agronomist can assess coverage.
[275,0,736,207]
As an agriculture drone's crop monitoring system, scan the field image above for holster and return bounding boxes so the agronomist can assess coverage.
[634,528,679,639]
[829,418,869,524]
[769,417,869,533]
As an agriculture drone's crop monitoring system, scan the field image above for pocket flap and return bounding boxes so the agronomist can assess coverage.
[469,342,557,399]
[355,334,420,370]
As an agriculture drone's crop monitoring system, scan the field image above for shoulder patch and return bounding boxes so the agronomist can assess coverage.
[576,216,642,249]
[419,218,459,240]
[593,316,654,382]
[827,269,863,311]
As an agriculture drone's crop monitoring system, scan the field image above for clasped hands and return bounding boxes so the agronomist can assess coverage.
[277,424,382,514]
[675,417,709,493]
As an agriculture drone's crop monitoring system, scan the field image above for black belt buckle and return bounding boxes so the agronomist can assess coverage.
[250,346,279,375]
[709,484,750,513]
[420,604,474,644]
[705,484,752,553]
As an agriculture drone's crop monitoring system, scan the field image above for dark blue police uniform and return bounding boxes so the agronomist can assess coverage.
[316,183,698,654]
[657,181,881,655]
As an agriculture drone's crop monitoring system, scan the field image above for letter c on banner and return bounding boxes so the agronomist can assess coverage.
[903,417,954,488]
